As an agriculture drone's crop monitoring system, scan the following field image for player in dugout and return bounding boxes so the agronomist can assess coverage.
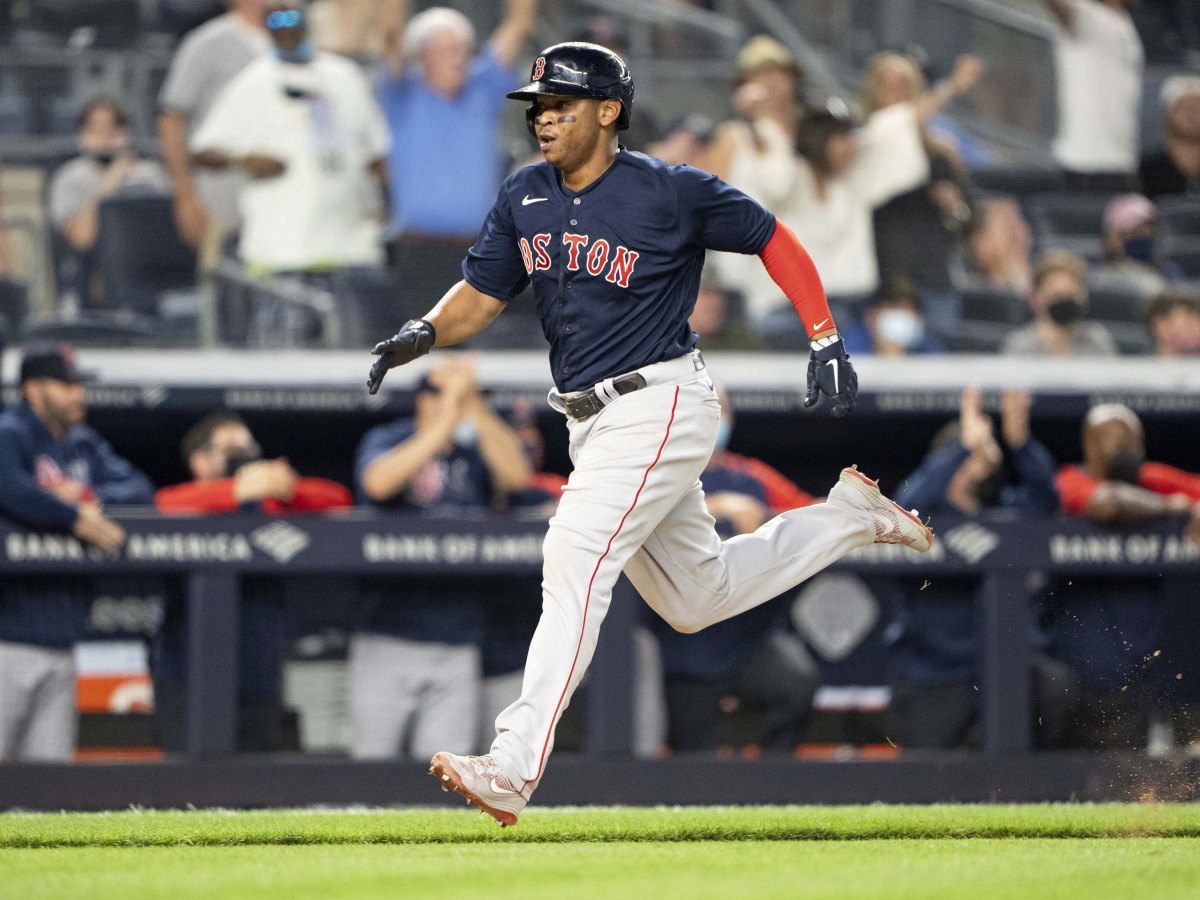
[365,42,934,825]
[1049,403,1200,748]
[0,344,153,761]
[152,411,351,753]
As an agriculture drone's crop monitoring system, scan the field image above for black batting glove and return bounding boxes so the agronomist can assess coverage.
[804,333,858,419]
[367,318,436,394]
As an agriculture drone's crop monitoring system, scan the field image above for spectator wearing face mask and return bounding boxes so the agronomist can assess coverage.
[47,97,171,311]
[841,280,946,357]
[887,387,1071,748]
[191,1,391,280]
[350,355,530,760]
[1145,290,1200,357]
[1095,193,1185,297]
[1001,249,1117,357]
[1140,74,1200,199]
[152,410,352,753]
[1048,403,1200,747]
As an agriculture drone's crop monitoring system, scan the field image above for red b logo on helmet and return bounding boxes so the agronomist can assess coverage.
[533,57,545,80]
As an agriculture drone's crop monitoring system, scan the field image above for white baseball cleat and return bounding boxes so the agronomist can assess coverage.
[835,465,935,552]
[429,752,529,827]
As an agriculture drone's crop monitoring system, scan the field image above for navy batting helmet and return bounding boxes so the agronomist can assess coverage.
[507,42,634,132]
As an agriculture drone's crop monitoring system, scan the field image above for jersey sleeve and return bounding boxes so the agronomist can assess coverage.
[354,421,415,500]
[1139,462,1200,501]
[155,480,240,513]
[671,165,777,255]
[1055,465,1100,515]
[462,186,529,301]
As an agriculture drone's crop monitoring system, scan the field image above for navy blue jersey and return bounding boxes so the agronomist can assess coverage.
[0,400,154,649]
[463,150,776,392]
[354,419,494,511]
[353,418,491,643]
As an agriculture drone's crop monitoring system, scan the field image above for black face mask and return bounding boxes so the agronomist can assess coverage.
[1046,296,1084,326]
[88,150,117,166]
[1107,450,1144,485]
[223,451,260,477]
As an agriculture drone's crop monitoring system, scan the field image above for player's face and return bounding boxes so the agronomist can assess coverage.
[531,96,609,170]
[27,379,87,431]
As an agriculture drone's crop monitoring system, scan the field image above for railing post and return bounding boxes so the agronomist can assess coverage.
[185,573,240,757]
[980,569,1032,756]
[586,575,637,756]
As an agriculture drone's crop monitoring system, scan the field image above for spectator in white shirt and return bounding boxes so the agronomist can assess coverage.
[191,1,390,275]
[713,93,929,345]
[1043,0,1144,191]
[191,0,390,344]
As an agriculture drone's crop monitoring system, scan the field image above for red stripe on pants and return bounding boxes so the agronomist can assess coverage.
[522,385,681,789]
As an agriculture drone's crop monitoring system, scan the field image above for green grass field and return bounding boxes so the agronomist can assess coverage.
[3,804,1199,900]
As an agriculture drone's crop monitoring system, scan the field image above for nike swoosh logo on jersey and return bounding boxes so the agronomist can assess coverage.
[813,318,830,331]
[522,196,548,205]
[827,358,839,394]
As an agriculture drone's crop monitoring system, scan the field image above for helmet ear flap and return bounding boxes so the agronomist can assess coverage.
[525,104,538,137]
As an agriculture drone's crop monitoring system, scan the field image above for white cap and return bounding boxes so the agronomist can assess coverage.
[1160,75,1200,111]
[1085,403,1143,436]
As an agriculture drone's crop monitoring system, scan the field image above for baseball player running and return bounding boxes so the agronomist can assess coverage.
[367,42,935,825]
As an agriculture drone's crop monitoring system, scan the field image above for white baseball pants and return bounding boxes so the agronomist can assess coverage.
[0,640,77,762]
[348,632,480,760]
[490,352,875,792]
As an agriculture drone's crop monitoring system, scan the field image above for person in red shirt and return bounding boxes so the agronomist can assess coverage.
[1056,403,1200,542]
[156,410,351,514]
[1052,402,1200,749]
[152,410,351,753]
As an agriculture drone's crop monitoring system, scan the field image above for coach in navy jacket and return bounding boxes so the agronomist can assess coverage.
[0,344,152,761]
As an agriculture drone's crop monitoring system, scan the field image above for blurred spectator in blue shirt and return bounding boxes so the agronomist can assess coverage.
[885,387,1073,749]
[841,279,946,357]
[0,344,152,761]
[378,1,536,241]
[350,355,529,759]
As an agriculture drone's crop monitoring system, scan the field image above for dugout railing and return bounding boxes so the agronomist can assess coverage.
[0,511,1197,810]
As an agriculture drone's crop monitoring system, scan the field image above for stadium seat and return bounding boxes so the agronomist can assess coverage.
[969,167,1067,198]
[957,286,1027,326]
[941,321,1013,354]
[24,0,142,48]
[1024,192,1116,260]
[1087,286,1146,324]
[1103,322,1154,355]
[1168,248,1200,280]
[1159,196,1200,259]
[20,309,158,347]
[95,194,196,316]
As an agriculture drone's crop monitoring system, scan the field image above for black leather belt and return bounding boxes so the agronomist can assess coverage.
[561,373,648,421]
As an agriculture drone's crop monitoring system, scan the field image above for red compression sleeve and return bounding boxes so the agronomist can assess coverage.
[757,219,834,336]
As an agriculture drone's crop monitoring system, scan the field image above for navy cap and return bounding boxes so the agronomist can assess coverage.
[19,343,97,384]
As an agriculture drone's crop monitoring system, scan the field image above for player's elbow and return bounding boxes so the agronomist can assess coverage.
[360,466,402,504]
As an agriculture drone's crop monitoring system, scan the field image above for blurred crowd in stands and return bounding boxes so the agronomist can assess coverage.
[0,0,1195,354]
[1,1,1199,763]
[1,339,1198,762]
